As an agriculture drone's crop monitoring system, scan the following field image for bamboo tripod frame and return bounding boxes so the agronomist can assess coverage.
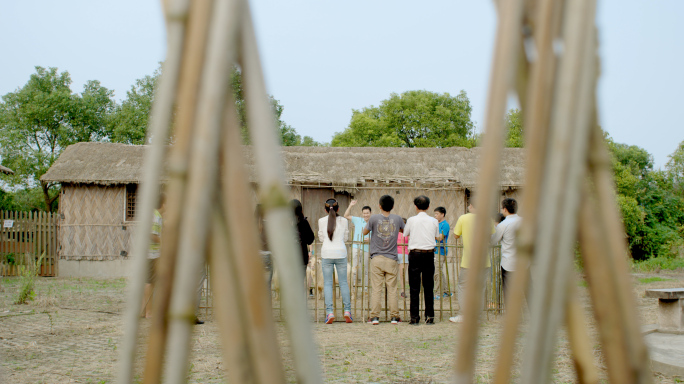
[115,0,652,383]
[455,0,651,383]
[117,0,321,383]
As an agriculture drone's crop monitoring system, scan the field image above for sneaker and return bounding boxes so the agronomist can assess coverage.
[344,311,353,323]
[325,313,335,324]
[449,315,464,323]
[433,295,440,300]
[400,291,407,299]
[409,318,420,326]
[425,317,435,325]
[391,317,400,324]
[443,292,453,298]
[371,317,380,325]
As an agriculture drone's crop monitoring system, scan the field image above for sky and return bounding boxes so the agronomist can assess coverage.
[1,0,682,169]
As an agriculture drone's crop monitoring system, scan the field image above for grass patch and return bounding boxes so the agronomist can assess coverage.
[632,256,684,272]
[638,276,672,284]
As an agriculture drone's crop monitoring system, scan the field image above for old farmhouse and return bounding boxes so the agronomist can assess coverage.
[41,142,525,277]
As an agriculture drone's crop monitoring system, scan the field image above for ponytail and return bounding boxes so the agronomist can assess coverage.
[325,199,339,241]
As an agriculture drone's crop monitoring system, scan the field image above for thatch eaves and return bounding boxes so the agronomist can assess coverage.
[41,142,525,188]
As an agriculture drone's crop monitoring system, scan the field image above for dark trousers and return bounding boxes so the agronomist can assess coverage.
[408,250,435,321]
[501,266,531,308]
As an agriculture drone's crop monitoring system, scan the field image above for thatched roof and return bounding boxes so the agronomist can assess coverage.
[41,142,526,188]
[0,165,14,175]
[41,142,145,185]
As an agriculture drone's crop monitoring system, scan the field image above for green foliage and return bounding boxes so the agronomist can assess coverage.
[230,67,320,146]
[607,135,684,260]
[504,108,523,148]
[632,256,684,272]
[15,252,45,304]
[0,66,114,211]
[637,276,672,284]
[331,90,476,148]
[106,68,159,145]
[666,140,684,195]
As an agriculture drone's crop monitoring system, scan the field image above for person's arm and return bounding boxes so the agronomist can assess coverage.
[344,219,349,242]
[491,222,505,245]
[435,223,444,241]
[344,200,357,220]
[317,218,325,242]
[362,217,371,236]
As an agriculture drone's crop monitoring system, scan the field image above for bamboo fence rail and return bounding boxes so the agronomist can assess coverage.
[198,242,504,323]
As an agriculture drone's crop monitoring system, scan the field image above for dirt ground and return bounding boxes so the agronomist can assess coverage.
[1,272,683,383]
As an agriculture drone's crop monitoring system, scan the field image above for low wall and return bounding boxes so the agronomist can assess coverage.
[59,259,131,278]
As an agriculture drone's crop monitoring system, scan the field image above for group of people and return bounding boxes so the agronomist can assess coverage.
[304,194,522,325]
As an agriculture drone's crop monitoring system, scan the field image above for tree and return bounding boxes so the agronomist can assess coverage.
[107,66,317,146]
[0,67,114,211]
[107,68,159,145]
[230,67,319,146]
[666,140,684,194]
[606,135,684,259]
[504,108,524,147]
[331,90,475,148]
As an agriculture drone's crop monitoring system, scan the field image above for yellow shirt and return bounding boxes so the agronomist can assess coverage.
[454,213,494,269]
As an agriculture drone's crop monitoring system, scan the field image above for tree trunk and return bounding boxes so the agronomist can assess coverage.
[40,181,57,212]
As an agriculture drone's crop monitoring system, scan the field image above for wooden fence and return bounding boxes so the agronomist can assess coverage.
[0,211,59,277]
[199,242,504,323]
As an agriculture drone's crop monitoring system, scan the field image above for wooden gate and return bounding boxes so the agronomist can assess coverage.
[0,211,59,277]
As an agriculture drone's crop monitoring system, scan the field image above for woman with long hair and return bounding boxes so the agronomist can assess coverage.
[291,199,315,269]
[317,198,352,324]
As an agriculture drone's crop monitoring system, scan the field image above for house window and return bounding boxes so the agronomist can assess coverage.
[126,184,137,221]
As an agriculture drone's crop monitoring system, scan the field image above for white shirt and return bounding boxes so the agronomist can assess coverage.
[318,216,349,259]
[404,212,440,251]
[491,214,522,271]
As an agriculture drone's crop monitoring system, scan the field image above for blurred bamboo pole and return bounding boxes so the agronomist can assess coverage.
[142,1,214,382]
[565,276,600,384]
[216,90,288,383]
[453,0,526,381]
[589,126,652,384]
[492,1,562,382]
[238,1,324,382]
[163,0,242,381]
[577,124,652,383]
[208,207,267,384]
[117,0,189,382]
[520,0,598,381]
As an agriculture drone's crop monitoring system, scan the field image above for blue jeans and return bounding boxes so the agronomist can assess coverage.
[321,258,351,314]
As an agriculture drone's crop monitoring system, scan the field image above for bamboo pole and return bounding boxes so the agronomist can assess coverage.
[207,209,258,383]
[578,124,652,383]
[453,0,525,381]
[238,1,323,382]
[520,0,598,381]
[163,0,242,382]
[492,0,563,381]
[216,89,287,383]
[565,275,600,384]
[117,0,189,381]
[142,0,214,382]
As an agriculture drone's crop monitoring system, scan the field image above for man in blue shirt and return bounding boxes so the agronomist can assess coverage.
[344,200,371,286]
[434,206,451,299]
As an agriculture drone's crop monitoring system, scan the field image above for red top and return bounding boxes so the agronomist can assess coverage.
[397,232,408,255]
